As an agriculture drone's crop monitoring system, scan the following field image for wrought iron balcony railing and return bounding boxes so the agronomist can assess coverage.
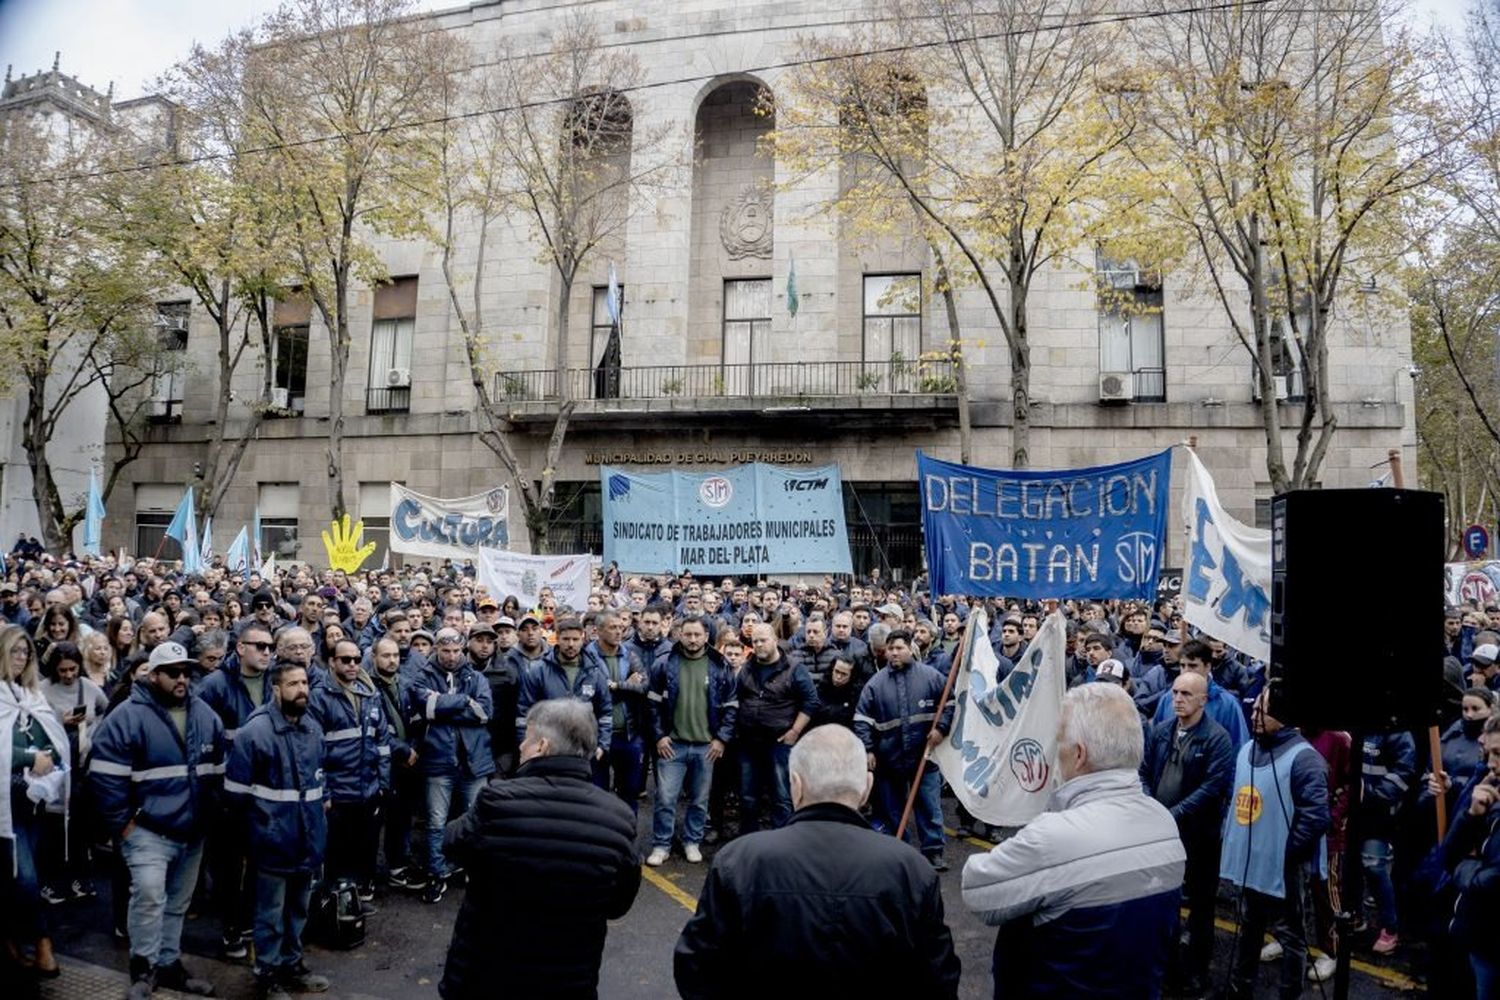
[493,359,959,403]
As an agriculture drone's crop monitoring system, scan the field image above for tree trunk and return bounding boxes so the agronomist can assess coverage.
[932,248,971,464]
[1008,280,1031,470]
[22,368,67,551]
[326,270,350,520]
[555,272,573,402]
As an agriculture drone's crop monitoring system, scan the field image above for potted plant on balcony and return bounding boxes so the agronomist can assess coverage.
[855,370,883,391]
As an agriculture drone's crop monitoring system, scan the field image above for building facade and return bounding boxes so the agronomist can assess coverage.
[103,0,1416,579]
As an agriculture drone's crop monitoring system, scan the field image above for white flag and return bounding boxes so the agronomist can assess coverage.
[931,607,1066,827]
[1181,448,1272,662]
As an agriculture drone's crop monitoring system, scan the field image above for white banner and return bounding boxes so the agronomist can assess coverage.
[1181,448,1272,662]
[932,607,1066,827]
[389,484,509,561]
[475,548,591,611]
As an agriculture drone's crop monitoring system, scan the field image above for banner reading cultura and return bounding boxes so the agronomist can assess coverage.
[600,463,853,575]
[389,483,509,561]
[918,449,1172,600]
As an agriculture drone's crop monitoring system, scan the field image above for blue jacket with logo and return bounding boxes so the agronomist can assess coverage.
[406,660,496,780]
[854,661,954,775]
[196,662,273,746]
[646,642,738,745]
[88,683,226,842]
[515,652,612,747]
[583,640,650,743]
[224,700,327,875]
[1152,675,1251,748]
[310,673,392,802]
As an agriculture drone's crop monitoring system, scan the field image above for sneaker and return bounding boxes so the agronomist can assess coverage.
[255,974,293,1000]
[221,932,250,960]
[446,865,466,885]
[127,958,155,1000]
[421,877,447,905]
[1260,939,1283,962]
[386,866,427,891]
[925,851,949,872]
[1372,929,1399,955]
[69,879,97,900]
[278,963,330,994]
[645,847,669,867]
[357,881,375,902]
[1309,955,1337,982]
[155,959,216,996]
[683,843,703,864]
[39,885,67,906]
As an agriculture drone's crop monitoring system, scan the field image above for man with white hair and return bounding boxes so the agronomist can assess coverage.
[962,683,1186,998]
[674,724,961,999]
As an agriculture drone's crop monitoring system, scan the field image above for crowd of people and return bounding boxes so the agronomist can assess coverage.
[0,536,1495,999]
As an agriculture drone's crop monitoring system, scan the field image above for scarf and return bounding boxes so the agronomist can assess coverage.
[0,680,71,872]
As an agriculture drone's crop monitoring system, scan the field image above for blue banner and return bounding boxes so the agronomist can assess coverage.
[918,449,1172,599]
[601,463,853,575]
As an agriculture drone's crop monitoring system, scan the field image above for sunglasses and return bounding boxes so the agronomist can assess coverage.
[242,641,273,651]
[333,655,361,665]
[156,665,189,679]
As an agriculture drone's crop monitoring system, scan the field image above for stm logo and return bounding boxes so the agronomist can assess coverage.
[783,478,829,492]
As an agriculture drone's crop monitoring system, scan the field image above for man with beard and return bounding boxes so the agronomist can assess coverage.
[829,611,874,681]
[472,622,520,778]
[227,662,331,1000]
[626,604,672,669]
[369,637,425,891]
[586,610,649,811]
[516,618,611,784]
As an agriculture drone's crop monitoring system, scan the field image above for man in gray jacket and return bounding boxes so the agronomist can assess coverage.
[962,683,1186,998]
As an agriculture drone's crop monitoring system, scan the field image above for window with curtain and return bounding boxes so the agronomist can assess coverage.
[149,301,190,422]
[722,278,771,395]
[862,274,922,391]
[1097,256,1165,401]
[590,285,624,368]
[367,277,417,413]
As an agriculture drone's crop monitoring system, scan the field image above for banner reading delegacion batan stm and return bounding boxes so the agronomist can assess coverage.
[918,449,1172,600]
[601,463,853,575]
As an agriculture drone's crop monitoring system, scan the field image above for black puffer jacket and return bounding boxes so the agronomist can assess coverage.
[439,754,641,999]
[674,802,961,999]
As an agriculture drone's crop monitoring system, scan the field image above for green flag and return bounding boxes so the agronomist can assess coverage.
[786,252,799,318]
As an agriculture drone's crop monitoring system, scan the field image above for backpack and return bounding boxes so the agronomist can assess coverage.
[308,878,365,950]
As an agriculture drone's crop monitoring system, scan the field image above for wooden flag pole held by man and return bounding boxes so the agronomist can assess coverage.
[895,611,975,840]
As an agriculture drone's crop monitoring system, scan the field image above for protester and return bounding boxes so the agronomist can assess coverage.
[439,700,640,1000]
[675,724,961,999]
[226,661,330,1000]
[962,683,1186,997]
[89,641,222,999]
[514,617,611,784]
[1360,729,1417,954]
[735,623,817,832]
[587,609,649,811]
[1219,688,1330,998]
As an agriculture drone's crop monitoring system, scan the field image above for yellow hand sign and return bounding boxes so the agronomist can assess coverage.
[321,514,378,573]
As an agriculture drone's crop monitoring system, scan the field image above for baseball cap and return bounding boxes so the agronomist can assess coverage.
[519,612,542,627]
[148,642,193,670]
[876,602,903,617]
[495,616,517,629]
[1473,643,1499,665]
[469,622,498,638]
[411,628,435,644]
[476,595,499,610]
[435,628,464,646]
[1095,659,1129,684]
[0,582,16,594]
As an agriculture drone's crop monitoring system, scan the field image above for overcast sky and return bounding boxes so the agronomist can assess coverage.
[0,0,1480,102]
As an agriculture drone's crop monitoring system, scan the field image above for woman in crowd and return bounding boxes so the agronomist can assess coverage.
[316,622,348,672]
[221,595,243,631]
[32,606,81,663]
[79,633,114,693]
[105,616,135,675]
[38,642,105,904]
[0,625,68,982]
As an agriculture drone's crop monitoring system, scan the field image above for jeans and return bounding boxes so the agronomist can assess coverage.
[608,735,648,814]
[871,767,944,853]
[1474,951,1500,1000]
[425,774,486,877]
[738,740,792,832]
[253,869,313,977]
[120,826,205,968]
[652,742,713,848]
[1232,862,1310,999]
[1361,837,1399,931]
[0,800,45,939]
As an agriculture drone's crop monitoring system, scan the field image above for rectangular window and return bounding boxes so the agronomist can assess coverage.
[1257,309,1309,402]
[149,301,190,422]
[1097,256,1166,402]
[367,276,417,413]
[357,481,395,568]
[590,285,624,399]
[722,278,771,395]
[258,483,300,559]
[862,274,923,392]
[134,484,182,559]
[271,292,311,416]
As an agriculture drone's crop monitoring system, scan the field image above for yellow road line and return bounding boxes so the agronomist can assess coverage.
[946,830,1421,992]
[640,864,699,913]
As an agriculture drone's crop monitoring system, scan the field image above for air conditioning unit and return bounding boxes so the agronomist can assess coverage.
[1251,374,1290,402]
[1098,371,1134,403]
[386,367,411,388]
[269,386,290,410]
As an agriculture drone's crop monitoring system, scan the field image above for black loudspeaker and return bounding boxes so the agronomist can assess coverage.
[1269,488,1445,733]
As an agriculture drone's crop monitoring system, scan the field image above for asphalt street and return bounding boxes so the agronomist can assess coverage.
[42,798,1421,999]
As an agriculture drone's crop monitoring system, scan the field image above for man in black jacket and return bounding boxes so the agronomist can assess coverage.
[440,699,640,1000]
[1139,671,1234,995]
[675,724,960,999]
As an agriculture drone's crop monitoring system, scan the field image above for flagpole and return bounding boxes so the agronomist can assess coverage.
[896,605,980,840]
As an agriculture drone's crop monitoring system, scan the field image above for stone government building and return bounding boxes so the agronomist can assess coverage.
[99,0,1414,579]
